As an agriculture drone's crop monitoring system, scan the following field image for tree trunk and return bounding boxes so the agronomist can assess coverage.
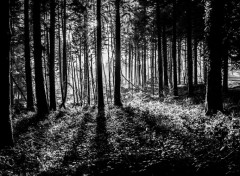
[61,0,68,108]
[162,23,168,89]
[24,0,34,111]
[49,0,56,110]
[205,0,224,115]
[172,0,178,96]
[114,0,122,106]
[33,0,49,117]
[186,0,193,97]
[97,0,104,110]
[84,7,90,106]
[177,39,181,84]
[0,0,14,148]
[194,39,198,85]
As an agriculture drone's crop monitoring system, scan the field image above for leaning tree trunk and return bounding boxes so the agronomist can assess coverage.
[0,0,14,148]
[205,0,225,115]
[33,0,49,117]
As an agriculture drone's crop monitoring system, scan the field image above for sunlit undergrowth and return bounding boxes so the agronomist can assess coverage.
[0,91,240,176]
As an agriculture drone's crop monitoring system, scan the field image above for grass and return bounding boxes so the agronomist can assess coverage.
[0,86,240,176]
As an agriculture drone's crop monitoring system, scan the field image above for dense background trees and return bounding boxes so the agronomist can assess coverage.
[3,0,240,147]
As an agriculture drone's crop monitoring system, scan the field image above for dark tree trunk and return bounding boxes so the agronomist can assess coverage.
[97,0,104,110]
[172,0,178,96]
[33,0,49,117]
[186,0,193,97]
[194,39,198,85]
[129,42,132,88]
[205,0,224,115]
[177,39,181,84]
[49,0,56,111]
[162,23,168,88]
[24,0,34,111]
[157,1,163,97]
[61,0,68,109]
[0,0,14,148]
[84,7,90,106]
[143,42,147,87]
[114,0,122,106]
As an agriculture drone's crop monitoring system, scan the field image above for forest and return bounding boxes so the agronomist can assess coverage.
[1,0,240,175]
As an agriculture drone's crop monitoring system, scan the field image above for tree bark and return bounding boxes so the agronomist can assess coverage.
[162,23,168,88]
[186,0,193,97]
[205,0,224,115]
[33,0,49,116]
[114,0,122,106]
[97,0,104,110]
[24,0,34,111]
[61,0,68,108]
[0,0,14,148]
[194,39,198,85]
[172,0,178,96]
[49,0,56,110]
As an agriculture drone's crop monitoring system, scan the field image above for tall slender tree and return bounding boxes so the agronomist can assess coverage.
[172,0,178,96]
[162,22,168,89]
[186,0,193,97]
[49,0,56,110]
[97,0,104,110]
[0,0,14,148]
[24,0,34,111]
[33,0,49,116]
[156,1,163,97]
[114,0,122,106]
[60,0,68,109]
[205,0,225,115]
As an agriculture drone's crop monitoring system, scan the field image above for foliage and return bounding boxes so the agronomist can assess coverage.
[1,89,240,175]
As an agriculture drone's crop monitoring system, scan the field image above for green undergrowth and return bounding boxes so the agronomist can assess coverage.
[0,92,240,176]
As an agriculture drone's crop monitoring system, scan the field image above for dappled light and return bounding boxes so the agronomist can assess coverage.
[1,0,240,175]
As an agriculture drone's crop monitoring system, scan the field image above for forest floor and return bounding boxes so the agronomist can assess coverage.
[1,85,240,176]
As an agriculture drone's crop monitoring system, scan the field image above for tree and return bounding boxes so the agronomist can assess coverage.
[49,0,56,111]
[172,0,178,96]
[24,0,34,111]
[205,0,225,115]
[114,0,122,106]
[156,1,163,97]
[84,2,90,106]
[33,0,49,116]
[60,0,68,109]
[0,0,14,148]
[162,22,168,89]
[186,0,193,97]
[97,0,104,110]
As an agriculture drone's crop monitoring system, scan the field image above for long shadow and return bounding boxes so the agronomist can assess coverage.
[95,111,109,156]
[89,110,112,176]
[14,111,67,140]
[119,106,232,176]
[61,112,93,166]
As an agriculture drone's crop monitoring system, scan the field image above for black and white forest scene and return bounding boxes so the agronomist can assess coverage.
[1,0,240,175]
